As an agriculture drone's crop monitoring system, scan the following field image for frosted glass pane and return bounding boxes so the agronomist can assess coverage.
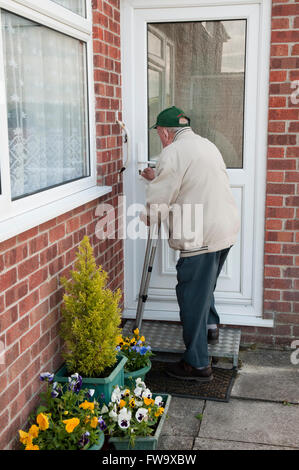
[2,10,90,200]
[147,20,246,168]
[51,0,86,17]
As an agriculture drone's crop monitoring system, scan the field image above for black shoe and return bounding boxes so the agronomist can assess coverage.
[208,327,219,345]
[166,360,213,382]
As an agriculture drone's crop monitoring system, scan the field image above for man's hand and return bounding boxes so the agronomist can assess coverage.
[141,167,156,181]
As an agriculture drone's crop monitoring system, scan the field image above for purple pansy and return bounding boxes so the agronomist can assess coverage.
[40,372,54,383]
[78,431,90,449]
[68,373,83,393]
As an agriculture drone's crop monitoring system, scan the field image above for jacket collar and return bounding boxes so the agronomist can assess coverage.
[173,127,193,142]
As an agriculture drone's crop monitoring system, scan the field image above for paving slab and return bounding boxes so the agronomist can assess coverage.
[198,398,299,448]
[158,397,204,449]
[158,436,195,450]
[193,437,297,450]
[232,349,299,403]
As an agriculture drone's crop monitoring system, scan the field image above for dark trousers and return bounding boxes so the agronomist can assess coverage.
[175,247,232,368]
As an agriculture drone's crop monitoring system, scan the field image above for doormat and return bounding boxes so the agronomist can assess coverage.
[145,361,238,402]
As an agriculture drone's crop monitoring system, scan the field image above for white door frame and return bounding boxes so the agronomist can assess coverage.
[121,0,273,328]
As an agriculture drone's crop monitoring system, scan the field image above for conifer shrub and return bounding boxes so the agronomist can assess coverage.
[60,236,122,377]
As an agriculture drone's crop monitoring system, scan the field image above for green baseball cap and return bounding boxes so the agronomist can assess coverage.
[150,106,191,129]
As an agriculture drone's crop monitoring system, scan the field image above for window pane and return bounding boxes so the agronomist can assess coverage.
[51,0,86,17]
[147,21,246,168]
[2,10,90,200]
[148,31,163,58]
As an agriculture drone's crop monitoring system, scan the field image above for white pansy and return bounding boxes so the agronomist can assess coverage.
[154,396,164,407]
[118,407,132,429]
[111,386,122,404]
[101,404,109,414]
[134,386,143,398]
[119,407,132,419]
[135,378,146,389]
[135,407,148,423]
[142,388,152,399]
[109,409,118,422]
[135,400,143,407]
[118,415,130,429]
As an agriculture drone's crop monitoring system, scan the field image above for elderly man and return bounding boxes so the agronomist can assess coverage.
[141,106,240,382]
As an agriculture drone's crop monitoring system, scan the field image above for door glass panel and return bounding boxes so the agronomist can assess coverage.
[147,20,246,168]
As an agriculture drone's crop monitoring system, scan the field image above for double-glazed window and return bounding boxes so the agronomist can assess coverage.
[0,0,96,228]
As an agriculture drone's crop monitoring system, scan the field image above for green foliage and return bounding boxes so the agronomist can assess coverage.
[60,236,122,377]
[117,328,153,372]
[18,375,105,450]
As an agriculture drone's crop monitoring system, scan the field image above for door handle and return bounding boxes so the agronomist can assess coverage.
[117,119,130,174]
[137,143,156,177]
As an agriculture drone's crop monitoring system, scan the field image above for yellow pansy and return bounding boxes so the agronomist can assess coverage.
[79,400,95,411]
[36,413,49,431]
[19,430,29,445]
[140,336,145,342]
[119,399,126,409]
[28,424,39,439]
[25,443,39,450]
[64,411,69,415]
[133,328,139,336]
[90,417,98,429]
[155,407,165,417]
[63,417,80,433]
[143,397,154,406]
[129,398,135,408]
[116,335,124,345]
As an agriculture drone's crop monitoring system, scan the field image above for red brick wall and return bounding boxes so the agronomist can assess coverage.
[0,0,123,450]
[240,0,299,346]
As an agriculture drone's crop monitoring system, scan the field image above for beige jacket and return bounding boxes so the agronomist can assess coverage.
[144,128,240,257]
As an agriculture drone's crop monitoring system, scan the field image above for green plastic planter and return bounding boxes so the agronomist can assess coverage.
[109,393,171,450]
[54,355,128,404]
[124,361,152,388]
[88,432,105,451]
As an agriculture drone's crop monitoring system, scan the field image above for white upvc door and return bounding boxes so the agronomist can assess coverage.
[121,0,273,328]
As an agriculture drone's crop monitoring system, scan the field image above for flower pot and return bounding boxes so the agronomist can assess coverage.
[87,432,105,451]
[124,361,152,388]
[54,355,128,404]
[109,393,171,450]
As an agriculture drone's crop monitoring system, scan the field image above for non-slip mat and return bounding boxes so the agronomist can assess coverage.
[145,360,238,402]
[122,320,241,368]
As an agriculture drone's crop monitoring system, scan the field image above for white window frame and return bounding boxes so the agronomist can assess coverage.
[0,0,111,243]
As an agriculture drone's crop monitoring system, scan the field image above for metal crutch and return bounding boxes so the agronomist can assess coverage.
[133,221,161,332]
